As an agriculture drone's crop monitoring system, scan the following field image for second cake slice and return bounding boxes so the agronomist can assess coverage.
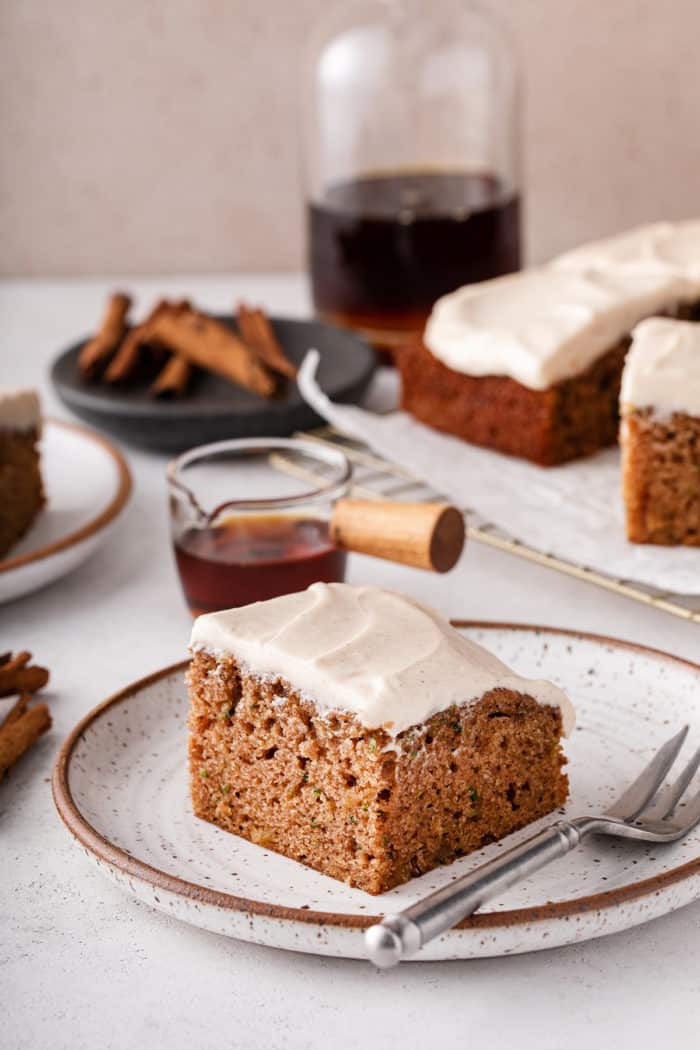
[621,318,700,545]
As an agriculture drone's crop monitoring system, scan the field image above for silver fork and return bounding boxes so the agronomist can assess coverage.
[365,726,700,967]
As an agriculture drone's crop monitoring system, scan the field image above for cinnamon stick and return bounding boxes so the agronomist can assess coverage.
[104,299,169,385]
[149,354,193,398]
[79,292,132,379]
[0,662,49,697]
[0,692,30,729]
[0,704,51,780]
[105,299,192,385]
[236,303,297,379]
[147,308,278,398]
[0,650,31,673]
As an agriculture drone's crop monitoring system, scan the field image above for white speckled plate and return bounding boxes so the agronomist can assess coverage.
[0,418,131,603]
[53,625,700,961]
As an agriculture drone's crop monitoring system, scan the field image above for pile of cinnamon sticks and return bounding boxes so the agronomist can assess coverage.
[0,651,51,781]
[78,293,297,400]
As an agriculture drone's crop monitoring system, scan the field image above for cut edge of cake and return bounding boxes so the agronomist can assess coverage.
[620,318,700,546]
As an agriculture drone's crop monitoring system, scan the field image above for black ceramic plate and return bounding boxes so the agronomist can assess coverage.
[51,315,376,453]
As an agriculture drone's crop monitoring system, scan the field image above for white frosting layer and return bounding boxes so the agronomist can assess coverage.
[190,583,574,737]
[621,318,700,417]
[423,267,687,390]
[423,219,700,390]
[0,389,40,431]
[553,220,700,295]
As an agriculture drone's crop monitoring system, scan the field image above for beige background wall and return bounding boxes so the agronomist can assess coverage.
[1,0,699,276]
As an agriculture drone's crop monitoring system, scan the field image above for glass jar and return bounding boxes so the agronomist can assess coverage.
[302,0,521,352]
[167,438,352,615]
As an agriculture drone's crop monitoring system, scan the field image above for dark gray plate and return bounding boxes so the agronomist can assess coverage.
[51,315,376,453]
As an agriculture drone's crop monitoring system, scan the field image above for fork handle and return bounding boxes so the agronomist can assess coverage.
[365,820,585,967]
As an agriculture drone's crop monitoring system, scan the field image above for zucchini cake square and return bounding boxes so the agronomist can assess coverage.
[188,583,573,894]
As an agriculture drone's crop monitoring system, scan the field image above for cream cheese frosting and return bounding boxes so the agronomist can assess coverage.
[0,389,40,431]
[553,222,674,272]
[553,220,700,295]
[423,266,687,390]
[190,583,575,737]
[621,318,700,418]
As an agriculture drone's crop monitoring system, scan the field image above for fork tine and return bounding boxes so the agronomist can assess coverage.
[606,725,689,821]
[672,784,700,834]
[640,744,700,820]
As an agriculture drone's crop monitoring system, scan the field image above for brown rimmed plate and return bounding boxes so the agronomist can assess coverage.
[0,418,132,604]
[52,624,700,961]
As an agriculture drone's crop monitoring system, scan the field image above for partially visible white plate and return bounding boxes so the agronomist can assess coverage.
[0,418,131,603]
[53,625,700,962]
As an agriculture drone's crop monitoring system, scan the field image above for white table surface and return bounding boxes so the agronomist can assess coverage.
[2,275,699,1050]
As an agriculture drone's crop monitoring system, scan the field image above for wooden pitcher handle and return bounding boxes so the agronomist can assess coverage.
[330,499,465,573]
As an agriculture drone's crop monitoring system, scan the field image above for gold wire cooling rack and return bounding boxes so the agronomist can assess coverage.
[280,425,700,626]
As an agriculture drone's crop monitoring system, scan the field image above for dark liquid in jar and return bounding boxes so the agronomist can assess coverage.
[174,514,347,616]
[308,171,521,350]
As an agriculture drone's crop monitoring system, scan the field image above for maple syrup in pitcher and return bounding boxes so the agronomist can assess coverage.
[168,438,352,615]
[175,514,347,616]
[309,171,521,350]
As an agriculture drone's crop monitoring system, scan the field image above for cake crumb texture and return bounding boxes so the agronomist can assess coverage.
[188,650,568,895]
[399,337,627,465]
[0,428,44,558]
[622,410,700,545]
